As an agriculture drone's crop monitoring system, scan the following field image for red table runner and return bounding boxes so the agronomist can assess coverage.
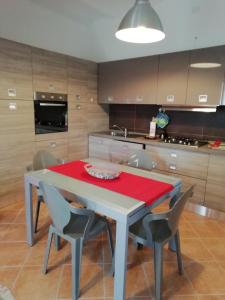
[48,160,173,206]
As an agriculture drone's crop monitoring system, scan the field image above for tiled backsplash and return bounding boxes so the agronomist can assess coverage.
[109,104,225,141]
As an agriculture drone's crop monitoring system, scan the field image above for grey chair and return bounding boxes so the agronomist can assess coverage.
[129,186,193,300]
[127,149,156,170]
[39,181,114,300]
[27,150,63,233]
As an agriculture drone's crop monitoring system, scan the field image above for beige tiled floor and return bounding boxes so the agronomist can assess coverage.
[0,199,225,300]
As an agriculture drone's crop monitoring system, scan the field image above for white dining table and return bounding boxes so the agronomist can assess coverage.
[24,158,182,300]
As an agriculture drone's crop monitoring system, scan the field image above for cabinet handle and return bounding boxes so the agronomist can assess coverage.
[198,95,208,103]
[49,84,55,91]
[152,161,157,169]
[8,88,16,97]
[8,102,17,110]
[169,164,177,170]
[170,153,177,158]
[96,139,103,145]
[136,96,143,103]
[108,96,113,102]
[50,142,56,148]
[76,95,81,101]
[166,95,175,103]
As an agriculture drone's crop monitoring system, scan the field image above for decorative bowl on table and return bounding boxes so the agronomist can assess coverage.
[84,162,121,180]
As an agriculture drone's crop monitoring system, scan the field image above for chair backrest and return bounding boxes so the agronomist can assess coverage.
[33,150,59,170]
[142,185,193,243]
[168,186,193,235]
[127,149,153,170]
[39,181,71,232]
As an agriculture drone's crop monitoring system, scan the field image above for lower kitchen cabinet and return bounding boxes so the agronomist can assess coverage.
[89,136,112,161]
[146,145,209,205]
[205,155,225,212]
[146,145,209,180]
[35,138,68,161]
[0,99,35,207]
[68,136,88,161]
[89,136,144,163]
[0,141,34,208]
[110,140,143,163]
[88,136,225,212]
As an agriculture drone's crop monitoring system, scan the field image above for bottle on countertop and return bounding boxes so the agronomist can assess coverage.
[149,117,157,138]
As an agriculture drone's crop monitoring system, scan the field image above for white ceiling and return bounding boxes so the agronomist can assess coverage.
[0,0,225,62]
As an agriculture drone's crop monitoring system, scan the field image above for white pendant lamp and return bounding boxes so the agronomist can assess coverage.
[190,62,221,68]
[115,0,165,44]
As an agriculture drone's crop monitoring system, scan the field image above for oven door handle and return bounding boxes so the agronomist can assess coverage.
[39,103,66,107]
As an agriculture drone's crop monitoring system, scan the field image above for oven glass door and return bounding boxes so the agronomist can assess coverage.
[34,100,68,134]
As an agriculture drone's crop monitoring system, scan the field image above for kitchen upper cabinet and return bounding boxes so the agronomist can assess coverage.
[187,47,224,106]
[205,154,225,212]
[98,56,158,104]
[157,51,189,105]
[67,56,89,103]
[32,48,68,93]
[0,39,33,100]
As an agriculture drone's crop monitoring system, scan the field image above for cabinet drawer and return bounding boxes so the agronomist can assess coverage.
[89,136,111,161]
[68,136,88,161]
[110,140,143,163]
[152,169,206,205]
[35,138,68,161]
[146,145,209,179]
[205,155,225,212]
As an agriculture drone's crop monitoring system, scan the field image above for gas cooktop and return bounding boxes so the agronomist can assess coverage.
[161,136,208,148]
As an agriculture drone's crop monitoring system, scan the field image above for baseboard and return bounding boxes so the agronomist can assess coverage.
[186,202,225,222]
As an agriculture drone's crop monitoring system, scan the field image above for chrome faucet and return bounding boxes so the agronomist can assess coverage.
[112,124,128,138]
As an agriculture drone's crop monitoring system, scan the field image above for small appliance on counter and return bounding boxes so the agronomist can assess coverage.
[34,92,68,134]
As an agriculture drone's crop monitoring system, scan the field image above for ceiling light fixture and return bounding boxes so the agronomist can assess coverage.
[115,0,165,44]
[190,62,221,68]
[190,36,222,68]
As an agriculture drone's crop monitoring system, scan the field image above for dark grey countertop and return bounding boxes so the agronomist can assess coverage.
[89,131,225,156]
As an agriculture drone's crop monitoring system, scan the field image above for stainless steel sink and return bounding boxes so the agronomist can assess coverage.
[126,133,144,138]
[97,131,145,139]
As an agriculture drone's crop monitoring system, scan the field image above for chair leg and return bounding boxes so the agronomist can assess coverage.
[137,243,144,250]
[54,234,61,251]
[174,231,183,275]
[106,222,114,260]
[42,226,54,274]
[154,242,163,300]
[34,197,42,233]
[71,238,82,300]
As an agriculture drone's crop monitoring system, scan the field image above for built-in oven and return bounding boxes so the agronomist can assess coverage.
[34,92,68,134]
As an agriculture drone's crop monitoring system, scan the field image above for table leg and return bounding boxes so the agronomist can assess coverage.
[169,186,181,252]
[114,219,128,300]
[24,177,34,246]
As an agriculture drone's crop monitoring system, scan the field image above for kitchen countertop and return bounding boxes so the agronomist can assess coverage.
[89,131,225,156]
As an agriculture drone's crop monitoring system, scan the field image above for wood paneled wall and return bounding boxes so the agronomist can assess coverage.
[0,38,109,208]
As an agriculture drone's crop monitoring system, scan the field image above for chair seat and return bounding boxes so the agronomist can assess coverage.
[129,216,172,245]
[64,214,107,240]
